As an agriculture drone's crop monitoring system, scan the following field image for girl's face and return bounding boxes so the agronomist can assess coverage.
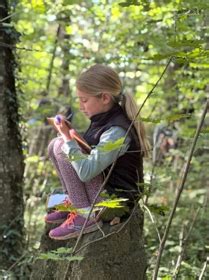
[76,89,113,118]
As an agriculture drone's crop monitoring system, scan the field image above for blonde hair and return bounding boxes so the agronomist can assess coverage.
[76,64,149,157]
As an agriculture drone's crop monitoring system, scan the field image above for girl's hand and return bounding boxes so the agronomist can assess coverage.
[54,115,72,142]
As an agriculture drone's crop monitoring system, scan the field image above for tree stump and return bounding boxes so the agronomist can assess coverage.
[30,208,147,280]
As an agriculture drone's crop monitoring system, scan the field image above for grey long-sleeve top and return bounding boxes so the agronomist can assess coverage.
[62,126,131,182]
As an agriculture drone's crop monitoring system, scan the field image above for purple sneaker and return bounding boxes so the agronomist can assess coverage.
[45,211,70,224]
[49,212,102,240]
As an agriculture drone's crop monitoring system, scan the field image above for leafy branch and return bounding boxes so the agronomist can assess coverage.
[38,247,83,262]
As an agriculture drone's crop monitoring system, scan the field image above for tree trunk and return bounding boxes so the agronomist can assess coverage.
[0,0,24,273]
[31,208,147,280]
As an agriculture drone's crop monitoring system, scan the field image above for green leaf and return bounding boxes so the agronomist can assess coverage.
[51,247,73,254]
[56,204,76,212]
[165,113,192,122]
[66,256,84,261]
[150,52,176,61]
[38,252,61,260]
[161,275,172,280]
[98,137,125,152]
[37,247,82,262]
[63,0,82,5]
[141,113,191,124]
[68,153,88,161]
[31,0,45,13]
[26,155,40,163]
[167,39,204,49]
[96,198,128,208]
[141,117,162,124]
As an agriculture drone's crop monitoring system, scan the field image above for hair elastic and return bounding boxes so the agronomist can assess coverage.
[117,91,125,103]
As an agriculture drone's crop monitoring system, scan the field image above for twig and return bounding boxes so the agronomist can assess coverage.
[173,207,200,279]
[0,42,51,53]
[152,99,209,280]
[7,251,28,272]
[144,162,156,205]
[143,203,162,243]
[0,11,19,23]
[46,24,61,92]
[173,224,185,280]
[199,257,209,280]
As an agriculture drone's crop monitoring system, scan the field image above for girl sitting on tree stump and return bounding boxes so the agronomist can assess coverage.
[45,64,149,240]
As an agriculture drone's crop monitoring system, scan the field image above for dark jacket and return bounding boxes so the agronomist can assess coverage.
[83,104,144,202]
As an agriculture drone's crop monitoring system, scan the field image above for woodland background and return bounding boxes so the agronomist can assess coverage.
[0,0,209,279]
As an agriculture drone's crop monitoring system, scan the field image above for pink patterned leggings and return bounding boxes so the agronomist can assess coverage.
[48,137,103,208]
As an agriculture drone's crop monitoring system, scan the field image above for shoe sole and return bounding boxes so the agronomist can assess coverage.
[45,218,66,224]
[49,220,103,240]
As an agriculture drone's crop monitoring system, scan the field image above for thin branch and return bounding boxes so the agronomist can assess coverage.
[199,257,209,280]
[136,57,172,118]
[7,252,28,272]
[0,42,51,53]
[173,207,200,279]
[0,11,19,23]
[152,99,209,280]
[144,162,156,205]
[46,24,61,92]
[142,203,162,243]
[173,224,185,280]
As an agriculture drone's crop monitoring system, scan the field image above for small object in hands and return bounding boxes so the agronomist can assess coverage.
[55,115,62,124]
[47,116,72,129]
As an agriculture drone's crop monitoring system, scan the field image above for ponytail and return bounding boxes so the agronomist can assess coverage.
[121,92,150,157]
